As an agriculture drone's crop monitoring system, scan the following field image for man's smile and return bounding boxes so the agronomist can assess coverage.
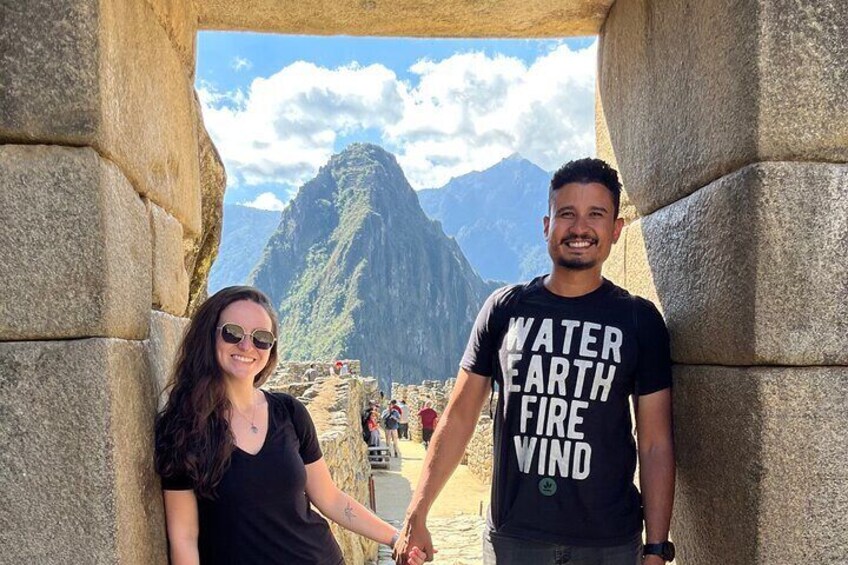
[562,237,598,250]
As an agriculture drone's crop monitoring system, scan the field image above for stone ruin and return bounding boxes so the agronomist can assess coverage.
[393,380,496,485]
[1,1,846,563]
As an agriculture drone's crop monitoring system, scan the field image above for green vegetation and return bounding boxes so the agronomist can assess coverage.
[249,144,493,387]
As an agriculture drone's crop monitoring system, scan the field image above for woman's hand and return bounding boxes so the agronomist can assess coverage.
[401,545,430,565]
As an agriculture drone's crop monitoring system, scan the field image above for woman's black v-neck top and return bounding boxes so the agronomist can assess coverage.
[159,391,345,565]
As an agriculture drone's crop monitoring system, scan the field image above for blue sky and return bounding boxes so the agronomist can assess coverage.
[196,33,597,210]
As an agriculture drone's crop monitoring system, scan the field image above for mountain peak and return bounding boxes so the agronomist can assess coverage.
[330,143,398,169]
[247,144,493,386]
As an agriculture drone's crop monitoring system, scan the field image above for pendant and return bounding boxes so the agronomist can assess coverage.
[250,424,259,434]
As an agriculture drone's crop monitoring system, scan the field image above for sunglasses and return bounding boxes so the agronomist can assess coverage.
[217,323,276,350]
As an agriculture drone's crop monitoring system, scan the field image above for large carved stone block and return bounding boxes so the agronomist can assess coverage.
[143,0,198,74]
[0,0,201,234]
[0,146,150,340]
[0,339,167,565]
[673,365,848,565]
[147,310,189,409]
[149,202,190,317]
[198,0,615,36]
[599,0,848,214]
[621,162,848,366]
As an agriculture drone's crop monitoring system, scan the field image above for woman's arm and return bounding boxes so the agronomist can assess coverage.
[163,490,200,565]
[305,458,397,545]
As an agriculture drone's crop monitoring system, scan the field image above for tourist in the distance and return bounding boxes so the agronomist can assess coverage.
[397,398,410,439]
[303,363,319,382]
[417,402,438,449]
[381,400,402,458]
[362,400,378,443]
[154,286,427,565]
[367,410,382,447]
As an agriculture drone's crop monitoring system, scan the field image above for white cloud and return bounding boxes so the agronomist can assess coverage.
[198,41,596,192]
[389,43,597,186]
[198,61,404,191]
[242,192,287,211]
[232,57,253,71]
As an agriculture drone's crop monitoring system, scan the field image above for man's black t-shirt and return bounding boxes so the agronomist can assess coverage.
[461,276,672,547]
[159,392,344,565]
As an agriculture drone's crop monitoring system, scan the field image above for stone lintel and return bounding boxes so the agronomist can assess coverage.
[197,0,613,37]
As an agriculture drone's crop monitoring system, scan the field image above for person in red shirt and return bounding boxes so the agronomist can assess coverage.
[417,401,439,449]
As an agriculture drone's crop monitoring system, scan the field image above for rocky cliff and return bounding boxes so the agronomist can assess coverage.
[417,154,551,283]
[250,144,496,387]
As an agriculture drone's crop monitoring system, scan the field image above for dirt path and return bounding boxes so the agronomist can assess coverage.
[372,439,490,564]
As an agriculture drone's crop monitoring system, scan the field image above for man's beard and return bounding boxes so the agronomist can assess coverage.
[556,256,597,270]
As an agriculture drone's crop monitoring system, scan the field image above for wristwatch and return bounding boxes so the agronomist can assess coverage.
[643,541,675,562]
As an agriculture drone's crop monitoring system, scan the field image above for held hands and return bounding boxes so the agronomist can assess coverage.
[393,516,437,564]
[400,546,427,565]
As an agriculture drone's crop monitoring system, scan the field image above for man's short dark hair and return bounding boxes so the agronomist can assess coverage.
[549,158,622,218]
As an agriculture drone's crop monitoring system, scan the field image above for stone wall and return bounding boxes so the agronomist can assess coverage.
[598,1,848,562]
[1,0,212,561]
[3,0,845,563]
[465,413,495,484]
[266,375,379,564]
[392,380,453,443]
[269,359,364,383]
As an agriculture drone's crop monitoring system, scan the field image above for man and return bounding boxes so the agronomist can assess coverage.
[396,158,675,565]
[397,399,410,439]
[381,400,402,458]
[417,402,438,449]
[303,363,319,382]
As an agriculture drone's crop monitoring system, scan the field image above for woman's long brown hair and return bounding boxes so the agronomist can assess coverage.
[155,286,279,498]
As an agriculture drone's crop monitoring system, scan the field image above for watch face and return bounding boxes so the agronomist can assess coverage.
[662,542,676,561]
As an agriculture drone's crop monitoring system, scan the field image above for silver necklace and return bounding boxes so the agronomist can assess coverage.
[232,391,260,434]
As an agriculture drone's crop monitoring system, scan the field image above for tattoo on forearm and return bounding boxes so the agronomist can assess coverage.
[344,500,357,523]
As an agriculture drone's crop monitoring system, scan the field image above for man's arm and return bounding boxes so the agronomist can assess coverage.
[395,368,491,563]
[636,388,675,564]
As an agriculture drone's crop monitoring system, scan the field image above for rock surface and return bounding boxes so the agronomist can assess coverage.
[673,364,848,564]
[610,162,848,366]
[0,0,201,233]
[599,0,848,215]
[0,339,166,565]
[0,145,150,340]
[251,144,496,387]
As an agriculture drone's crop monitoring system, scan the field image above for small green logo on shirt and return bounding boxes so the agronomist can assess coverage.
[538,478,557,496]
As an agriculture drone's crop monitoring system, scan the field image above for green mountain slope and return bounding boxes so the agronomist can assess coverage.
[250,144,498,387]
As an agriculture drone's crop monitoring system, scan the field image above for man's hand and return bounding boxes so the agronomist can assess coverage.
[642,555,666,565]
[394,515,435,564]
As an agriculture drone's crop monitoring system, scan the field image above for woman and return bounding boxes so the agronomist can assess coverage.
[367,411,382,447]
[155,286,426,565]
